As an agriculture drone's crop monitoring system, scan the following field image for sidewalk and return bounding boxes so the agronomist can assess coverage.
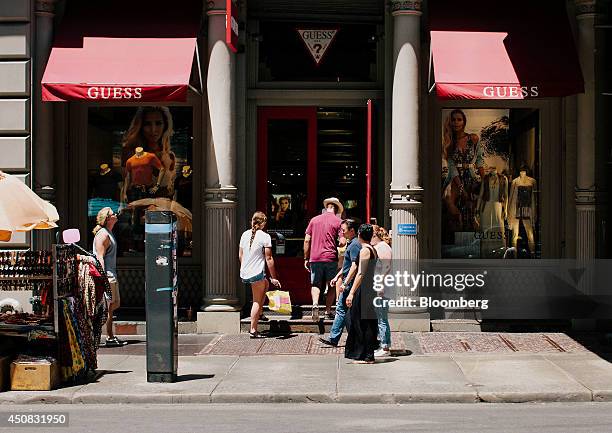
[1,333,612,404]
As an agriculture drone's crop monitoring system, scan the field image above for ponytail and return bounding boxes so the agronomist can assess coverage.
[249,211,267,248]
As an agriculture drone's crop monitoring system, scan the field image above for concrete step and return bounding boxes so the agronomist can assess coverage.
[240,316,334,334]
[112,321,197,335]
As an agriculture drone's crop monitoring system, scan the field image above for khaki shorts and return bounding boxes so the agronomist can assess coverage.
[106,275,121,309]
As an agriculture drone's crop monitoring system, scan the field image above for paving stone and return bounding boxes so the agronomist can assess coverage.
[73,355,237,404]
[338,356,477,403]
[211,355,337,403]
[544,353,612,401]
[452,353,592,402]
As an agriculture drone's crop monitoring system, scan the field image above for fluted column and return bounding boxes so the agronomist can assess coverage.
[33,0,57,250]
[574,0,601,261]
[388,0,428,330]
[203,0,239,311]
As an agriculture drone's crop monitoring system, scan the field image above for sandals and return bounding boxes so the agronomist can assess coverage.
[249,331,266,339]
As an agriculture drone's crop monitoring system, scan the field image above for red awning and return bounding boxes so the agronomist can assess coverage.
[429,0,584,100]
[430,31,524,100]
[42,1,201,102]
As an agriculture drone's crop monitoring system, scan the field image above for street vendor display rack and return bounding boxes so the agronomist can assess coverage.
[0,244,109,383]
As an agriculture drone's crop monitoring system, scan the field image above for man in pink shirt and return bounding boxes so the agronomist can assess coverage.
[304,197,346,321]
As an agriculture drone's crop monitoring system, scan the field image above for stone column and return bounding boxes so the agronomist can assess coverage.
[573,0,602,330]
[388,0,429,331]
[574,0,600,262]
[33,0,57,250]
[198,0,241,333]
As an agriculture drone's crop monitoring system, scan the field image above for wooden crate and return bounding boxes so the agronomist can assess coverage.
[0,356,11,391]
[10,359,59,391]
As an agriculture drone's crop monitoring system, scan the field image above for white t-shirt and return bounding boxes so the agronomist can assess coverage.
[239,229,272,279]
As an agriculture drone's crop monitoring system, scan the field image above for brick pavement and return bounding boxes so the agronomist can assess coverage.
[197,332,590,356]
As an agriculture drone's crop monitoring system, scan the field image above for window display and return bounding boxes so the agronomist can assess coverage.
[87,106,194,257]
[441,108,540,259]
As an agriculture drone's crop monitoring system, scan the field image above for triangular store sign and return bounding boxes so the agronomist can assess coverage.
[297,29,338,66]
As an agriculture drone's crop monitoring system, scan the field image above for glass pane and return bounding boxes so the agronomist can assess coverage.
[441,108,540,259]
[87,106,194,258]
[316,108,367,221]
[266,119,308,257]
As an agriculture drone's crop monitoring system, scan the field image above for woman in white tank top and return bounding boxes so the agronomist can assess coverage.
[239,211,281,338]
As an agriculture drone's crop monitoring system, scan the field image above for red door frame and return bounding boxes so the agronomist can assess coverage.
[257,107,318,305]
[257,107,318,218]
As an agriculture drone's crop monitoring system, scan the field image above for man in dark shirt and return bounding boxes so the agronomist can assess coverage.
[319,218,361,347]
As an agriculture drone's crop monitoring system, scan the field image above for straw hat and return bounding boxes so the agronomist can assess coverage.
[323,197,343,215]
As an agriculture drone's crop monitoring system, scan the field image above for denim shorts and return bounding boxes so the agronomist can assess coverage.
[242,271,265,284]
[310,261,338,289]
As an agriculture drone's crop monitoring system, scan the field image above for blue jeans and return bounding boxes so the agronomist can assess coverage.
[329,288,350,344]
[376,297,391,349]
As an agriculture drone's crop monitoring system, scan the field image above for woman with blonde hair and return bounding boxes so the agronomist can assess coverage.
[121,106,177,199]
[239,211,281,338]
[93,207,126,347]
[442,109,484,231]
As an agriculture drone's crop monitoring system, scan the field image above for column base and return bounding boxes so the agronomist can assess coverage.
[197,311,241,334]
[202,296,241,312]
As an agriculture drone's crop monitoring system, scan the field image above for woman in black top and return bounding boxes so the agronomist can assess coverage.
[345,224,379,364]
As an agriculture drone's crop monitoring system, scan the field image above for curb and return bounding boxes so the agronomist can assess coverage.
[0,391,608,405]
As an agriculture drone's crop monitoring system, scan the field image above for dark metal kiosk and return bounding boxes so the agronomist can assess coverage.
[144,211,178,383]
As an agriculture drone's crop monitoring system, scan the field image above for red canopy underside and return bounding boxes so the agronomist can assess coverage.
[429,0,584,100]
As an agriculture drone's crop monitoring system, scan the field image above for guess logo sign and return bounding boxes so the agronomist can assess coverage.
[86,87,143,100]
[482,86,539,98]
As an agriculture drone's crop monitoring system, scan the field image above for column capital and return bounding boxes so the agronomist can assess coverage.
[390,186,424,206]
[574,0,600,19]
[575,187,606,205]
[204,186,238,204]
[35,0,58,17]
[390,0,423,17]
[206,0,226,15]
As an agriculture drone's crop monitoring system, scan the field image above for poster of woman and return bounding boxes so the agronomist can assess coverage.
[442,109,510,258]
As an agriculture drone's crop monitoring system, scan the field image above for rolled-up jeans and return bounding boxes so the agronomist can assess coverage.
[375,294,391,349]
[328,287,350,344]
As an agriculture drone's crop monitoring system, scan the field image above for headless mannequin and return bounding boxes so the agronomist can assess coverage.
[174,165,193,209]
[477,167,508,254]
[92,163,121,200]
[122,146,162,202]
[508,169,537,255]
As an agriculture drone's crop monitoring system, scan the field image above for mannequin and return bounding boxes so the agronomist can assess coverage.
[174,165,193,209]
[477,167,508,256]
[508,165,537,255]
[122,147,162,202]
[91,163,122,200]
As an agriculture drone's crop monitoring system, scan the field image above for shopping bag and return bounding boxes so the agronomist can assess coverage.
[266,290,292,315]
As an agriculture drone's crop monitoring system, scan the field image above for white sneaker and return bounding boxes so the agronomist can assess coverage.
[374,348,390,358]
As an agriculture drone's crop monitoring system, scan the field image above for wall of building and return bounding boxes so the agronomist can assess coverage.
[0,0,32,248]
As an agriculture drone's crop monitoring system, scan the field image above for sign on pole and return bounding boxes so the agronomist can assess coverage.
[296,29,338,66]
[397,223,418,236]
[226,0,238,53]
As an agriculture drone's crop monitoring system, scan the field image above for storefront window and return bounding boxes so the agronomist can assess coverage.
[441,108,540,259]
[87,106,194,257]
[257,22,378,82]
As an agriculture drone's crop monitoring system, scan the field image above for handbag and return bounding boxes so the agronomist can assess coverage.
[266,290,292,315]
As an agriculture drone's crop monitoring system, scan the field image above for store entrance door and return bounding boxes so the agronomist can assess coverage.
[257,106,369,305]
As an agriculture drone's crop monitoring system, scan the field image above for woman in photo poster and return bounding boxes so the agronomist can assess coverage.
[442,109,485,233]
[121,106,177,201]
